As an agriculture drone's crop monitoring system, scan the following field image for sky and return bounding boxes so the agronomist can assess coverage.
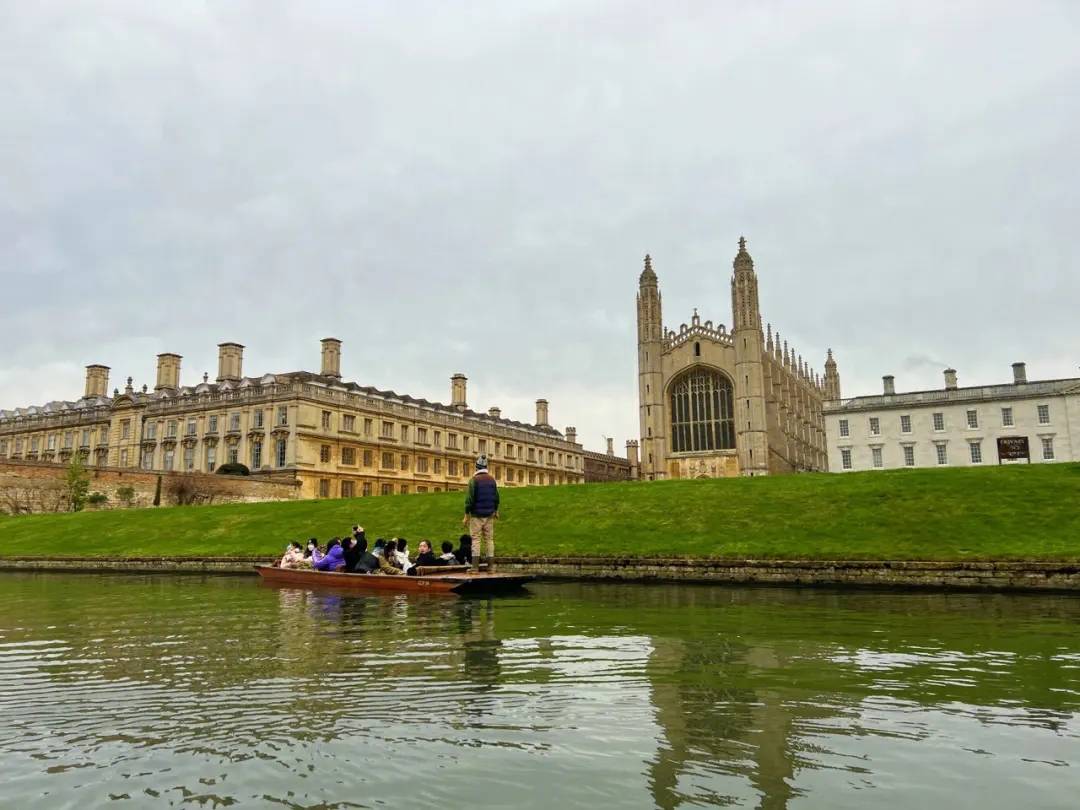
[2,1,1078,453]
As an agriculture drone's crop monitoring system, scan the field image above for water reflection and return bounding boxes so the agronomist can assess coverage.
[0,574,1077,809]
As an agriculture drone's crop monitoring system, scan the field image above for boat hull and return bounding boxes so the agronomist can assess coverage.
[253,565,532,595]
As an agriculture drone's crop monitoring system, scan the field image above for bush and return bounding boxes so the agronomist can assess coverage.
[215,462,251,476]
[116,486,136,507]
[87,492,108,507]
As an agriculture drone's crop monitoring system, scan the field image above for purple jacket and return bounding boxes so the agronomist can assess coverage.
[314,545,345,571]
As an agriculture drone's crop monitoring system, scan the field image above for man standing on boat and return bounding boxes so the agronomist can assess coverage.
[464,454,499,573]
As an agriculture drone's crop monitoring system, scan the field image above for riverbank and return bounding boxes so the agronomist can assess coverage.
[2,556,1079,592]
[1,464,1079,561]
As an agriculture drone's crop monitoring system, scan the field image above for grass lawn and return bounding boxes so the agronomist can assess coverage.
[1,463,1079,561]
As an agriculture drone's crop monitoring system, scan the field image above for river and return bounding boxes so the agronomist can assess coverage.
[0,573,1077,808]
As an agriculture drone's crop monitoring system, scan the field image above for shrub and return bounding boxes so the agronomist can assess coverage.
[87,492,108,507]
[65,455,91,512]
[116,486,136,507]
[215,462,251,476]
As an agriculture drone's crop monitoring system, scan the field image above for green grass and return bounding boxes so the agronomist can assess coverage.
[2,464,1079,561]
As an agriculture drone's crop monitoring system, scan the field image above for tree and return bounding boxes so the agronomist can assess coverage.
[153,475,162,506]
[65,454,91,512]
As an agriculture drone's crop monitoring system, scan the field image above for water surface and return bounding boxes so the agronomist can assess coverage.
[1,573,1077,808]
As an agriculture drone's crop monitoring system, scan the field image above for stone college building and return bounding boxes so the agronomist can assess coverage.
[0,339,586,499]
[637,238,835,479]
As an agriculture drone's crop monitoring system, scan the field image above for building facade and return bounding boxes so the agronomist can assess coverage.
[637,238,833,479]
[0,339,586,499]
[824,363,1080,471]
[583,438,636,482]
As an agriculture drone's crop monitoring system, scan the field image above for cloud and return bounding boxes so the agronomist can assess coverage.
[1,1,1078,451]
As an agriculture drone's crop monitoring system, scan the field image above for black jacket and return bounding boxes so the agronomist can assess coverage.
[354,552,379,573]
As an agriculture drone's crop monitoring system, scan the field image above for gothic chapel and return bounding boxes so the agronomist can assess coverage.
[636,238,837,478]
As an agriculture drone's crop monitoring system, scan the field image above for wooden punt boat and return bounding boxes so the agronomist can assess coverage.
[254,564,533,595]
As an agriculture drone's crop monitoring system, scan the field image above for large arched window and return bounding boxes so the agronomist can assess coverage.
[670,368,735,452]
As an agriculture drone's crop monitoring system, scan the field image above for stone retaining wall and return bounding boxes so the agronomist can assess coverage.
[0,458,299,514]
[1,555,1078,592]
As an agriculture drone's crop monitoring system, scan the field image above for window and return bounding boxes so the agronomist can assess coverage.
[932,413,945,431]
[935,444,948,465]
[903,445,915,467]
[277,406,288,426]
[966,410,978,429]
[433,458,442,474]
[229,413,240,431]
[694,341,701,357]
[400,485,409,494]
[251,441,262,469]
[121,419,131,439]
[253,410,264,428]
[417,486,428,494]
[100,427,109,443]
[400,425,409,442]
[670,369,736,452]
[871,447,883,468]
[276,439,287,468]
[400,455,409,471]
[548,451,555,465]
[322,411,332,429]
[506,443,514,459]
[970,442,982,464]
[362,482,372,497]
[900,414,912,434]
[381,452,394,469]
[1042,437,1055,460]
[529,470,536,484]
[163,448,175,470]
[448,459,459,476]
[30,436,39,452]
[341,447,356,465]
[433,431,441,447]
[320,445,331,463]
[184,446,195,471]
[381,483,393,496]
[479,439,487,453]
[142,448,154,470]
[1001,407,1014,427]
[228,447,238,464]
[382,421,394,438]
[318,479,330,498]
[417,428,428,444]
[208,415,218,433]
[363,449,373,467]
[120,449,129,467]
[841,448,852,470]
[341,481,355,498]
[166,421,177,438]
[206,445,216,472]
[416,457,428,473]
[449,433,459,450]
[1037,404,1050,425]
[839,419,850,438]
[869,417,880,436]
[528,447,536,462]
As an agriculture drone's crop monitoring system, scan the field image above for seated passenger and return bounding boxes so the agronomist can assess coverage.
[454,534,473,565]
[342,535,361,571]
[372,539,386,558]
[314,538,346,572]
[279,541,305,568]
[306,538,323,566]
[377,546,404,576]
[394,538,413,572]
[353,537,380,573]
[438,541,458,564]
[407,541,439,575]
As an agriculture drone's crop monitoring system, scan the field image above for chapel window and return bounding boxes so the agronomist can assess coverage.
[669,368,735,452]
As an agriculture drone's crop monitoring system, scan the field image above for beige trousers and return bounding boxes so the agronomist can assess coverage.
[469,516,495,568]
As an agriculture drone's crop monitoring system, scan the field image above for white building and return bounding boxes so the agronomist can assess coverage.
[824,363,1080,471]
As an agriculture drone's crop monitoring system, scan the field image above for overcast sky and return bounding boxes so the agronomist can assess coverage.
[2,1,1078,451]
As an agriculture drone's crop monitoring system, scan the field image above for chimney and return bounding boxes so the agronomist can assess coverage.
[320,338,342,379]
[451,374,468,410]
[535,399,550,427]
[626,439,640,465]
[565,426,577,445]
[217,343,244,383]
[882,375,895,396]
[84,365,110,398]
[944,368,958,390]
[488,406,502,420]
[606,437,615,456]
[1012,362,1027,385]
[155,353,182,391]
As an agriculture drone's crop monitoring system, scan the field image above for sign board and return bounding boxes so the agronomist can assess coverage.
[997,436,1030,463]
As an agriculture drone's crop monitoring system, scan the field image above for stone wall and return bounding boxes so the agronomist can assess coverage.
[0,459,299,514]
[0,555,1078,592]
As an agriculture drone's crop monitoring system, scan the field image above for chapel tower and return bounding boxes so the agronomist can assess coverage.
[637,255,666,479]
[730,237,770,475]
[823,349,842,400]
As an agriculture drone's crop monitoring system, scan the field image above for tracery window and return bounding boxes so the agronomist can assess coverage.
[670,368,735,452]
